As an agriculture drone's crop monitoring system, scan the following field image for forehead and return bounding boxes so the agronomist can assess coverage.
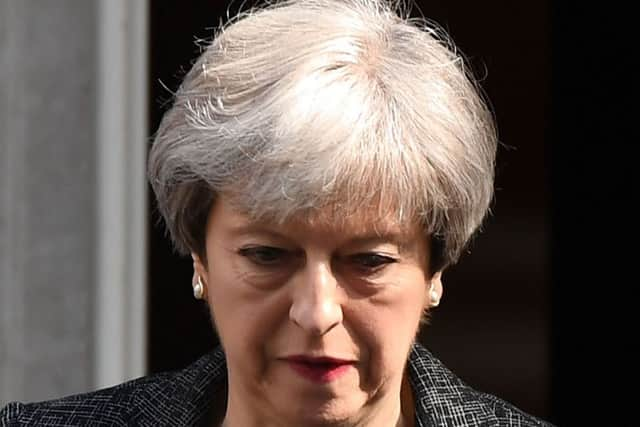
[215,194,422,240]
[289,209,414,239]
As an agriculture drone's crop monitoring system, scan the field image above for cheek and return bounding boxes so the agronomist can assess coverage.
[348,283,427,388]
[205,268,288,365]
[207,282,267,343]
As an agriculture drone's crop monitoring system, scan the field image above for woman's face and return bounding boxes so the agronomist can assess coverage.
[194,196,441,426]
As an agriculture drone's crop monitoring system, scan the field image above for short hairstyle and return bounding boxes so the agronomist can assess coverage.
[148,0,497,272]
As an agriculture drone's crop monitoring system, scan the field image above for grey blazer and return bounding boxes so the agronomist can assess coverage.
[1,343,554,426]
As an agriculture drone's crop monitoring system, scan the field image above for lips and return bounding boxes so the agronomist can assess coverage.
[284,355,355,383]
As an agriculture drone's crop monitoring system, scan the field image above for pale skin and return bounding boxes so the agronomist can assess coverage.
[193,195,443,427]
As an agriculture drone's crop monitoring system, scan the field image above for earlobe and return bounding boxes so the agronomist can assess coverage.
[429,271,443,307]
[191,252,208,300]
[193,275,205,300]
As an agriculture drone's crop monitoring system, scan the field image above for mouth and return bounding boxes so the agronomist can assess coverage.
[283,356,355,383]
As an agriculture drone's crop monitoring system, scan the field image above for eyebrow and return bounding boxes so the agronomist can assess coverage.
[228,224,414,250]
[227,225,289,240]
[343,232,409,247]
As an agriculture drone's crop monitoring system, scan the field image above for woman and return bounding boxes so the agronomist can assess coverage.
[1,0,554,425]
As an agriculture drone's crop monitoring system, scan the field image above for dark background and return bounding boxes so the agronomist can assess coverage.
[147,1,633,425]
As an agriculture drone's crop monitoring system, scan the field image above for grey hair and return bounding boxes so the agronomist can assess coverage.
[148,0,497,271]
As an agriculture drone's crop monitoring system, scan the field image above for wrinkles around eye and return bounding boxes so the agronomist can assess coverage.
[236,246,400,282]
[237,246,294,267]
[347,253,398,275]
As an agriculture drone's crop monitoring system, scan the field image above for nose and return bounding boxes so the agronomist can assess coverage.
[289,260,343,336]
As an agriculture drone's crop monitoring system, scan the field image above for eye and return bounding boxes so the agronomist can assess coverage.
[238,246,290,267]
[348,253,397,272]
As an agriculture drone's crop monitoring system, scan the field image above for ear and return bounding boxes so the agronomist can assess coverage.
[191,252,208,286]
[427,271,443,307]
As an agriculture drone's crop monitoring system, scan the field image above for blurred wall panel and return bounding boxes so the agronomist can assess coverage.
[0,0,97,404]
[0,0,148,405]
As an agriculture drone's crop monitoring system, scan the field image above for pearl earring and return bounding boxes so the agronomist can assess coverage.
[193,276,205,300]
[430,289,439,307]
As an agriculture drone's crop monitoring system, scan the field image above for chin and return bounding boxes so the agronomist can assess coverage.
[282,397,359,426]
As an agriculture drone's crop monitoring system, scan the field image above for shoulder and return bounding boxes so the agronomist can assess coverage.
[1,347,227,427]
[408,343,555,427]
[0,376,148,427]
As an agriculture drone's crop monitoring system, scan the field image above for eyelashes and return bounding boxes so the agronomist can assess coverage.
[237,245,398,273]
[237,246,294,267]
[346,253,398,272]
